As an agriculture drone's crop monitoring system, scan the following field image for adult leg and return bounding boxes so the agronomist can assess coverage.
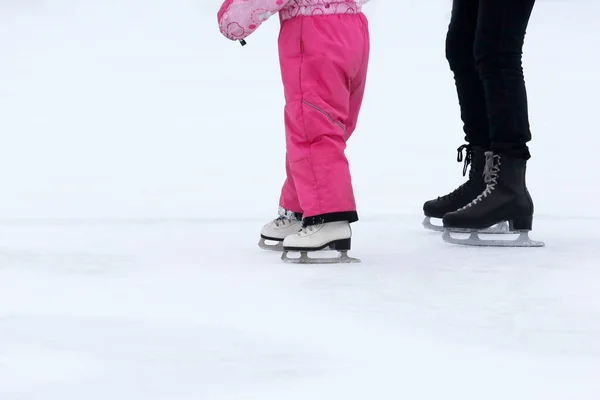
[475,0,535,159]
[446,0,490,147]
[442,0,539,240]
[422,0,490,226]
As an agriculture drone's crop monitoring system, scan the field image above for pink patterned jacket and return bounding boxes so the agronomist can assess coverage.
[217,0,370,41]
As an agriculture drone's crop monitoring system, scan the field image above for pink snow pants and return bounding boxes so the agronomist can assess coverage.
[277,13,370,222]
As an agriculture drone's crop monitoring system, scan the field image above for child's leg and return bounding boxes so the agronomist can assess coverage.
[346,14,370,139]
[278,154,302,214]
[278,14,369,226]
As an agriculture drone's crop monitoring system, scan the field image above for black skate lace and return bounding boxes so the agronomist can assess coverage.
[436,144,474,201]
[456,144,472,177]
[458,152,501,210]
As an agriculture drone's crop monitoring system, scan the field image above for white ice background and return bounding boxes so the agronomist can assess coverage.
[1,0,600,399]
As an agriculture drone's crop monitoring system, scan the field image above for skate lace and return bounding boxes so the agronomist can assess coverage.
[456,144,472,177]
[298,225,317,236]
[436,145,473,201]
[275,207,301,226]
[458,152,501,210]
[274,216,292,227]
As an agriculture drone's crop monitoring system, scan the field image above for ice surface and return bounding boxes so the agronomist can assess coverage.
[1,0,600,399]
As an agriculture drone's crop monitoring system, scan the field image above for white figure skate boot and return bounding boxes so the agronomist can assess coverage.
[281,221,360,264]
[259,207,303,251]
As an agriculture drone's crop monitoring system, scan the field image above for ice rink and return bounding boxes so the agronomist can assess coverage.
[1,1,600,398]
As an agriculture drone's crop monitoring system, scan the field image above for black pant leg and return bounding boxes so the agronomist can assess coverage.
[446,0,490,148]
[475,0,536,159]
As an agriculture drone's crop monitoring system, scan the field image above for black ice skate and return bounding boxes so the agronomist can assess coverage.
[442,151,544,247]
[422,144,509,234]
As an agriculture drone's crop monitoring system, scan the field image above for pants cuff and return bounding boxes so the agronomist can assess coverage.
[491,144,531,160]
[302,211,359,227]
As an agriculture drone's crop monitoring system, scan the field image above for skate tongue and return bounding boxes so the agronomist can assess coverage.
[482,152,501,184]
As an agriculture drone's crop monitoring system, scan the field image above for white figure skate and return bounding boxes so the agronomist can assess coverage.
[281,221,360,264]
[258,209,302,251]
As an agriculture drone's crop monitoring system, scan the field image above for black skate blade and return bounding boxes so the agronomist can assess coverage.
[442,230,545,248]
[258,237,283,251]
[281,250,361,264]
[430,217,510,234]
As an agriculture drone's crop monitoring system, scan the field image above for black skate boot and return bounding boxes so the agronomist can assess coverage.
[423,144,508,232]
[442,151,544,247]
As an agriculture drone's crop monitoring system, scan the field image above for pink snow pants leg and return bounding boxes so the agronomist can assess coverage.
[279,154,302,213]
[277,13,370,225]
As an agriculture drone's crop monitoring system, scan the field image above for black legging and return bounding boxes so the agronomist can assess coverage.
[446,0,536,160]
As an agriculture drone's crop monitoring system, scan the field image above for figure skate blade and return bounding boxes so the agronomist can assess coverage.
[442,230,545,247]
[281,250,361,264]
[258,237,283,251]
[422,216,444,232]
[424,217,510,234]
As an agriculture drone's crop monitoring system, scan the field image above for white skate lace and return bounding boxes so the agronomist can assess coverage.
[274,207,302,227]
[276,207,301,226]
[458,152,501,210]
[298,225,317,236]
[274,216,293,227]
